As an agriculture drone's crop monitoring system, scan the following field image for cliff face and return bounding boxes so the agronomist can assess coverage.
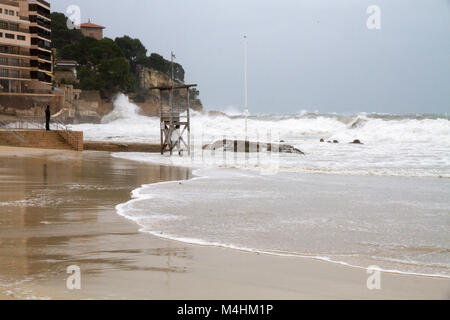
[137,66,173,89]
[132,66,203,117]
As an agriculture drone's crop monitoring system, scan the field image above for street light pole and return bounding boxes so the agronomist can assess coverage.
[244,35,248,141]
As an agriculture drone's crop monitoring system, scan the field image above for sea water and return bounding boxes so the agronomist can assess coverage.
[71,94,450,277]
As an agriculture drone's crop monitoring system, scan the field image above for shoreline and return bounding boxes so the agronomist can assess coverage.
[0,146,448,299]
[112,153,450,281]
[134,230,450,281]
[120,185,450,281]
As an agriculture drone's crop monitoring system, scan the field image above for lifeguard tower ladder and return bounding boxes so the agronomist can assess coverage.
[153,84,197,156]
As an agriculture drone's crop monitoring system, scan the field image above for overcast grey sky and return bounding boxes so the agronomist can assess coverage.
[52,0,450,115]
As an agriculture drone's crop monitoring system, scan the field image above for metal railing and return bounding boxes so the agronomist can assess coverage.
[0,120,27,144]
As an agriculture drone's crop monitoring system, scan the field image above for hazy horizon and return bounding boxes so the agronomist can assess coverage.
[52,0,450,115]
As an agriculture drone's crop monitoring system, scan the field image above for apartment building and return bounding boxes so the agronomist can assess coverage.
[0,0,51,93]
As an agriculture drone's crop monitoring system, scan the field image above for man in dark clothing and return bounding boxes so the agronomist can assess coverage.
[45,105,50,131]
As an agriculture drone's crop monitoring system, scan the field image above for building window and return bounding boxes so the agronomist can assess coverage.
[10,70,19,78]
[0,69,8,77]
[5,33,14,39]
[10,58,19,66]
[0,22,7,30]
[0,57,7,65]
[10,24,18,31]
[0,9,2,14]
[0,33,3,37]
[16,12,18,17]
[9,10,14,16]
[17,35,25,41]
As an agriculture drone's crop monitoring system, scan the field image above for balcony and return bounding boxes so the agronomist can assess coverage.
[31,38,51,51]
[33,70,52,83]
[36,19,50,30]
[36,0,51,8]
[38,63,51,72]
[36,30,51,41]
[30,26,51,41]
[36,10,50,20]
[29,4,51,19]
[37,53,51,61]
[29,16,51,29]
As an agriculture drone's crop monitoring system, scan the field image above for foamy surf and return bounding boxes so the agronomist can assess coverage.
[115,164,450,279]
[79,95,450,279]
[73,94,450,178]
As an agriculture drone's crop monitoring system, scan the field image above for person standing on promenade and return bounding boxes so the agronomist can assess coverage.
[45,105,51,131]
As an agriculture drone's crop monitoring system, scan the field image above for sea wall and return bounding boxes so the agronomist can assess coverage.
[84,141,159,153]
[0,129,83,151]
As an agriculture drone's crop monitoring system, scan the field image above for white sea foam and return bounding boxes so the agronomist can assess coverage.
[72,95,450,277]
[72,94,450,178]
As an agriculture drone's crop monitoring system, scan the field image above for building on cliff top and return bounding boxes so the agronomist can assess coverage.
[0,0,52,94]
[79,20,105,40]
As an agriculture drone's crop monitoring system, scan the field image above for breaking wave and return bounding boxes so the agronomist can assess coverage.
[71,94,450,178]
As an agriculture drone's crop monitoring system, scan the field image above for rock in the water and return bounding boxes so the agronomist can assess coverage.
[350,139,363,144]
[203,140,304,155]
[276,144,305,154]
[333,140,339,144]
[320,139,325,143]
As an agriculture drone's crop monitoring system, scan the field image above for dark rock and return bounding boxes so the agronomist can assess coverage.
[320,139,325,143]
[204,139,304,155]
[278,144,305,155]
[333,140,339,144]
[350,139,363,144]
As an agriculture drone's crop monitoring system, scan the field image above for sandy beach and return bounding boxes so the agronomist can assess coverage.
[0,146,448,300]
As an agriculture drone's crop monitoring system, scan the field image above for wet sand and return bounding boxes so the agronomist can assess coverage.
[0,146,448,299]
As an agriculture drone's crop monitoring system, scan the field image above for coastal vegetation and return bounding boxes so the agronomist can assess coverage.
[51,12,190,95]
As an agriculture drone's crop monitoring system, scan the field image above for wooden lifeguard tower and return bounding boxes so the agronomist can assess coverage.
[153,83,197,156]
[152,52,197,156]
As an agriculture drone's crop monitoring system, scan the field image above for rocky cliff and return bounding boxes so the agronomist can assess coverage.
[131,66,203,117]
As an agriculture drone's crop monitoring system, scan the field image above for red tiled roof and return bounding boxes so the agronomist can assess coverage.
[79,22,105,29]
